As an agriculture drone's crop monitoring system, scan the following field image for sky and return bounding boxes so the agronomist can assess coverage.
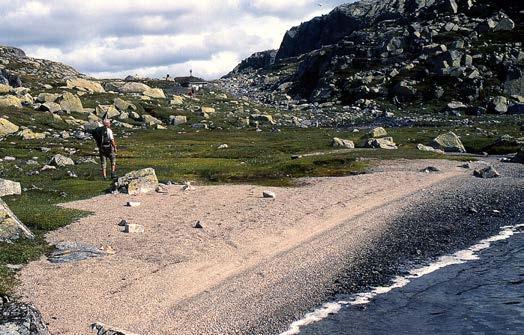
[0,0,351,80]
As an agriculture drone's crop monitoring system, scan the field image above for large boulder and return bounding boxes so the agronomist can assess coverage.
[66,78,105,93]
[142,114,162,126]
[0,198,34,242]
[431,132,466,153]
[488,96,508,114]
[48,154,74,167]
[0,298,48,335]
[59,92,84,113]
[114,98,136,112]
[369,127,387,138]
[96,105,120,119]
[474,166,500,178]
[117,82,151,94]
[366,137,398,149]
[0,95,22,108]
[143,87,165,99]
[36,93,60,103]
[114,168,159,195]
[0,118,19,137]
[0,178,21,197]
[39,101,62,113]
[169,115,187,126]
[332,137,355,148]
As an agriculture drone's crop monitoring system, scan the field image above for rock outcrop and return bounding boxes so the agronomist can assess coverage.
[0,297,49,335]
[114,168,159,195]
[0,198,34,242]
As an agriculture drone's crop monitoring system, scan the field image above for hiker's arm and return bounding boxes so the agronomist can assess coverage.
[111,139,117,152]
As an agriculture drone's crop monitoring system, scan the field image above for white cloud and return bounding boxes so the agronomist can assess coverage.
[0,0,352,79]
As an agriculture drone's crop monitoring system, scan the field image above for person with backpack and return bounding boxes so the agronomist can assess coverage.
[93,119,117,179]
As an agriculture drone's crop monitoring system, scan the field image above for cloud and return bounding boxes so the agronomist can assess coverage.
[0,0,352,79]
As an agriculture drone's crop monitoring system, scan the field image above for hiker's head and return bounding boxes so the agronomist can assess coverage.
[103,119,111,127]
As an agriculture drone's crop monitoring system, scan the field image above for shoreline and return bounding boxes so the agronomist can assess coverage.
[15,158,523,335]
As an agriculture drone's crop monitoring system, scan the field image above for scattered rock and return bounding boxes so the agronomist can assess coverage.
[488,96,508,114]
[366,137,398,149]
[263,191,276,198]
[124,223,144,233]
[431,132,466,153]
[182,182,194,191]
[0,198,34,242]
[170,96,184,105]
[421,166,440,173]
[48,154,75,167]
[0,95,22,108]
[473,166,500,178]
[417,143,444,154]
[113,98,136,112]
[16,129,46,140]
[118,220,128,227]
[48,241,106,263]
[511,147,524,164]
[126,202,141,207]
[169,115,187,126]
[193,221,203,229]
[114,168,159,195]
[0,178,21,197]
[332,137,355,148]
[91,322,138,335]
[143,87,165,99]
[218,144,229,149]
[156,184,169,194]
[59,92,84,113]
[200,106,216,114]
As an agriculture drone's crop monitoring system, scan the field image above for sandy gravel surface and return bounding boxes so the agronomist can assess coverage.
[17,159,505,335]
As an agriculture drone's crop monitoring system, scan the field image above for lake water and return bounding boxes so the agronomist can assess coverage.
[281,224,524,335]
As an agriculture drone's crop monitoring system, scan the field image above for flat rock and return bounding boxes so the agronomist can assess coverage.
[48,241,106,263]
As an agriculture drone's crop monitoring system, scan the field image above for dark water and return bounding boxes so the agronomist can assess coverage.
[299,227,524,335]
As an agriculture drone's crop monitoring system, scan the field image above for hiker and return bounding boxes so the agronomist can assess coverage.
[93,119,117,179]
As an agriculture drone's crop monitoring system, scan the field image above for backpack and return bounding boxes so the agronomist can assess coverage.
[93,127,112,152]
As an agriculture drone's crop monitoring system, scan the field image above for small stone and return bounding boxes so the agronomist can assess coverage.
[421,166,440,173]
[194,221,203,229]
[118,220,128,226]
[124,223,144,233]
[218,144,229,149]
[468,207,478,214]
[263,191,276,199]
[473,166,500,178]
[156,184,169,194]
[126,201,141,207]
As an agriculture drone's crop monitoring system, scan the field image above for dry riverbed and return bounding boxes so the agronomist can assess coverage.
[16,158,522,335]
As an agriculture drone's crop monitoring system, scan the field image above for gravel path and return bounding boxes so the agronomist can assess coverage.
[16,158,523,335]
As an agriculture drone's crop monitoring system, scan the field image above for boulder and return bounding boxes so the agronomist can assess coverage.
[0,298,49,335]
[250,114,274,124]
[143,87,165,99]
[170,95,184,105]
[0,84,12,93]
[263,191,276,199]
[39,102,62,113]
[494,17,515,32]
[0,178,21,197]
[142,114,162,126]
[417,143,444,154]
[48,242,107,263]
[36,93,60,103]
[0,118,19,137]
[119,82,150,94]
[16,129,46,140]
[431,132,466,153]
[169,115,187,126]
[0,95,22,108]
[96,105,120,119]
[114,168,159,195]
[474,166,500,178]
[488,96,508,114]
[369,127,387,138]
[59,92,84,113]
[48,154,75,167]
[113,98,136,112]
[366,137,398,149]
[66,78,105,93]
[200,106,216,114]
[0,198,34,242]
[332,137,355,148]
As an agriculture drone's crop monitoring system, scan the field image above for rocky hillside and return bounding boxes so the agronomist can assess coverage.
[221,0,523,124]
[0,46,84,87]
